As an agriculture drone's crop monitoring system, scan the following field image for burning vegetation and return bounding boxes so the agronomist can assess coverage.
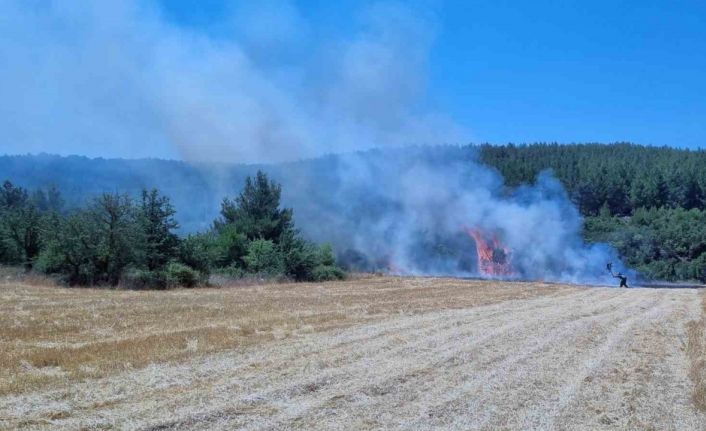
[466,227,514,277]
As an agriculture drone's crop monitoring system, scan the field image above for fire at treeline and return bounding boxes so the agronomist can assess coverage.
[1,143,706,287]
[0,172,610,288]
[330,144,706,284]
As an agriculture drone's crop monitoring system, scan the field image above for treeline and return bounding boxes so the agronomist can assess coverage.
[480,143,706,282]
[585,207,706,282]
[479,142,706,216]
[0,171,344,288]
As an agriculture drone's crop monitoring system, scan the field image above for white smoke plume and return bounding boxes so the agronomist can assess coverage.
[1,1,630,284]
[283,148,629,285]
[0,0,463,161]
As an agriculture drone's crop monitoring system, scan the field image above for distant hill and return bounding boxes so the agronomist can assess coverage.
[0,154,257,232]
[0,147,479,235]
[3,143,706,230]
[480,142,706,215]
[3,143,706,281]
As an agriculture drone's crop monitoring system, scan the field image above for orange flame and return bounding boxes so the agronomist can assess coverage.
[465,227,514,277]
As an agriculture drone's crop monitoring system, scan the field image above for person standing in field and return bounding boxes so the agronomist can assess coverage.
[606,263,629,288]
[614,272,629,288]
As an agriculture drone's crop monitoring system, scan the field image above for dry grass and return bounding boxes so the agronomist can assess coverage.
[687,291,706,410]
[0,274,559,397]
[2,275,705,430]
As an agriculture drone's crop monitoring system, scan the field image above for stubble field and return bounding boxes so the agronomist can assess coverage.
[1,274,705,430]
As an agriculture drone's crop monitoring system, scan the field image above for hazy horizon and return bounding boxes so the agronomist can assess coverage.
[1,1,704,162]
[2,140,705,164]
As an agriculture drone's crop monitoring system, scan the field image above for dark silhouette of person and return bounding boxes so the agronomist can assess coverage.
[614,272,628,288]
[606,263,628,288]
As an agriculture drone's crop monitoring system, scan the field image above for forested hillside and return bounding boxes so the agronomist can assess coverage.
[0,154,260,232]
[480,143,706,281]
[479,143,706,216]
[2,143,705,282]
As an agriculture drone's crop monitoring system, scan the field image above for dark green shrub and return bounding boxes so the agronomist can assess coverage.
[311,265,345,282]
[213,224,248,268]
[179,232,215,276]
[244,239,284,276]
[316,243,336,266]
[35,210,102,286]
[214,264,245,279]
[279,231,317,281]
[165,262,200,288]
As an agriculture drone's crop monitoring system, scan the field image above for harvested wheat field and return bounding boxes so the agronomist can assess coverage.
[1,275,705,430]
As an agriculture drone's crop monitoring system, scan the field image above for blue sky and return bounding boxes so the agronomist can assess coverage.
[158,0,706,149]
[1,0,704,160]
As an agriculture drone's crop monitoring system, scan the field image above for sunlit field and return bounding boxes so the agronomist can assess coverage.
[1,274,705,430]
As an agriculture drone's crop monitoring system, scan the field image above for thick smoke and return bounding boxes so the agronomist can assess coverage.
[284,148,630,285]
[0,1,463,161]
[1,1,630,284]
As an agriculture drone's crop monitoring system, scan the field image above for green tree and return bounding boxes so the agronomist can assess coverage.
[311,243,345,281]
[244,239,284,276]
[4,204,42,269]
[683,178,704,210]
[91,194,141,285]
[572,182,601,216]
[0,182,42,268]
[36,210,103,285]
[39,194,141,285]
[179,232,216,277]
[0,181,28,209]
[139,189,179,271]
[216,171,293,242]
[278,229,317,281]
[212,224,248,268]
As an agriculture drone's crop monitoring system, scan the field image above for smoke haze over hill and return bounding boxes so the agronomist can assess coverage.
[1,1,464,162]
[0,149,630,285]
[0,1,630,284]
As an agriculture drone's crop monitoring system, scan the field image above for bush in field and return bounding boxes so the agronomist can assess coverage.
[38,193,146,285]
[165,262,200,288]
[316,244,336,266]
[585,207,706,282]
[36,209,104,285]
[179,232,215,277]
[309,244,345,281]
[279,230,317,281]
[244,239,284,276]
[311,264,345,281]
[212,224,248,268]
[121,264,201,290]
